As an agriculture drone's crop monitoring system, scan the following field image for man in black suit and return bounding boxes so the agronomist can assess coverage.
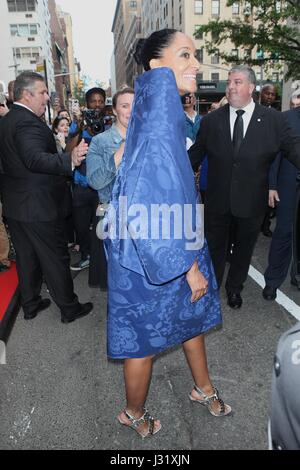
[0,72,93,323]
[189,65,300,309]
[263,106,300,300]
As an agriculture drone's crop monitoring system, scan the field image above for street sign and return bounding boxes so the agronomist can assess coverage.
[198,82,217,90]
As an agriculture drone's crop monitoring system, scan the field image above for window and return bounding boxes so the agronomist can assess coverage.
[271,52,279,63]
[195,49,203,63]
[13,47,40,60]
[211,0,220,16]
[211,73,219,81]
[272,73,279,82]
[211,51,219,64]
[12,23,36,37]
[30,24,37,35]
[232,2,239,15]
[195,0,203,14]
[10,24,18,35]
[244,49,251,59]
[275,1,281,13]
[256,49,264,59]
[194,25,203,39]
[211,30,219,42]
[129,1,137,7]
[198,72,203,81]
[244,1,251,16]
[179,5,182,24]
[231,49,239,58]
[7,0,36,12]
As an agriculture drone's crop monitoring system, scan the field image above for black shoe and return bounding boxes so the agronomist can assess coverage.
[227,292,242,309]
[262,285,277,301]
[24,298,51,320]
[262,228,272,237]
[61,302,93,324]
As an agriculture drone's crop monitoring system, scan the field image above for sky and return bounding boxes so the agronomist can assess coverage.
[56,0,118,88]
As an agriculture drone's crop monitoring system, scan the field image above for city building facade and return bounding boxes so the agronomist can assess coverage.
[112,0,141,89]
[48,0,71,109]
[0,0,55,94]
[113,0,284,111]
[57,7,77,96]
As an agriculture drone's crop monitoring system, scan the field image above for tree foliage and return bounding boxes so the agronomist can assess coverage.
[72,74,89,106]
[194,0,300,80]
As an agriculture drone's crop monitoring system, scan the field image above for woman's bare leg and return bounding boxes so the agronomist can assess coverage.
[183,334,229,414]
[124,357,153,414]
[118,356,161,435]
[183,334,213,392]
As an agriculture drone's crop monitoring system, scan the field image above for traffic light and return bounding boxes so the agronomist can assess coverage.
[77,79,84,90]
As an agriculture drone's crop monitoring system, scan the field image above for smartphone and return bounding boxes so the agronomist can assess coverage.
[0,92,7,106]
[70,98,80,113]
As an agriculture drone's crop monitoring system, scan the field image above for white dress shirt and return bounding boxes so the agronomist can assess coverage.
[13,102,35,114]
[229,99,255,139]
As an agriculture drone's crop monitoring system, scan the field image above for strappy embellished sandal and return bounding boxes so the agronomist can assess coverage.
[189,385,232,417]
[117,408,162,439]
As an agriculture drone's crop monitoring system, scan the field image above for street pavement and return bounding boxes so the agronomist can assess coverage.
[0,225,298,450]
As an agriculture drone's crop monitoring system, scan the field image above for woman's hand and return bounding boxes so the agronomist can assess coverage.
[186,261,208,303]
[114,141,125,168]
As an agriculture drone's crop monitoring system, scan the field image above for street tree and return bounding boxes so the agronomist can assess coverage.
[195,0,300,80]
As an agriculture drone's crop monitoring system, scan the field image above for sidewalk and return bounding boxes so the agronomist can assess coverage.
[0,259,296,450]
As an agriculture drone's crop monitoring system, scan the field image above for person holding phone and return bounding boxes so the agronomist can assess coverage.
[52,116,70,153]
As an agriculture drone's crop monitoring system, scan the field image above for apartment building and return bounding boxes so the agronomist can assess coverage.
[56,7,78,96]
[113,0,283,110]
[141,0,282,82]
[112,0,141,89]
[48,0,71,108]
[0,0,55,94]
[124,4,143,88]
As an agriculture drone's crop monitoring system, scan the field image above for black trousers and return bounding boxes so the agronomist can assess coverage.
[7,218,80,316]
[205,211,264,293]
[72,185,99,260]
[88,210,107,289]
[265,182,298,289]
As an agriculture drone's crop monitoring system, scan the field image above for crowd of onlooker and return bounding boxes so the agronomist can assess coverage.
[1,63,300,448]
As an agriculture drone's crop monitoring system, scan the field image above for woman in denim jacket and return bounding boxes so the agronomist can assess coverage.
[86,88,135,288]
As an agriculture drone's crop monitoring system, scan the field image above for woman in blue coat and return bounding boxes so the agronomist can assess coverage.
[105,29,231,438]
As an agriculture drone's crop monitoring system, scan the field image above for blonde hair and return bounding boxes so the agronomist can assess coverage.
[218,96,228,107]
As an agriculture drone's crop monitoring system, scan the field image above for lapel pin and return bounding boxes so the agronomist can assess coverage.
[257,118,261,122]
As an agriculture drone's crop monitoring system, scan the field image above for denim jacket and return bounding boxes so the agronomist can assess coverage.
[86,124,124,203]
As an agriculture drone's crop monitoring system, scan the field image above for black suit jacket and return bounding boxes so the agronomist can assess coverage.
[189,103,300,218]
[0,104,72,222]
[269,107,300,190]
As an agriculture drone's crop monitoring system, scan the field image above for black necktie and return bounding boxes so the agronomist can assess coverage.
[233,109,245,157]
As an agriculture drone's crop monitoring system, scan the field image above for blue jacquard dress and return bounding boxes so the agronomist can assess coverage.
[105,68,221,359]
